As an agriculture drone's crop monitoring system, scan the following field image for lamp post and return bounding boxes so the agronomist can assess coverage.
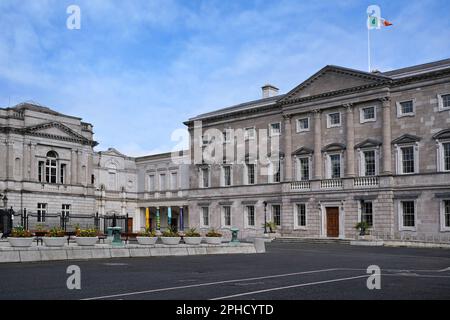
[2,194,8,210]
[263,201,268,234]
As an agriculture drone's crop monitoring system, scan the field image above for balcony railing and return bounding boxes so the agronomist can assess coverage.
[320,179,343,189]
[291,181,311,191]
[354,176,379,188]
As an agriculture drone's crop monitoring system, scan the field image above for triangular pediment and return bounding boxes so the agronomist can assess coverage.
[280,66,391,103]
[23,122,96,146]
[392,134,421,145]
[100,148,129,158]
[354,139,382,149]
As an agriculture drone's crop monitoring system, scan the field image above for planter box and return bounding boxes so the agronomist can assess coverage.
[184,237,202,245]
[8,237,34,247]
[136,237,158,245]
[205,237,222,245]
[75,237,98,246]
[43,237,66,247]
[161,237,181,245]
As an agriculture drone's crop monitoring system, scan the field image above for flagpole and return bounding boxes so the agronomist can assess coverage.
[367,24,371,72]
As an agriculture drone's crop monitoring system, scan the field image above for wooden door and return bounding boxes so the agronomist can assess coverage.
[127,218,133,233]
[326,207,339,238]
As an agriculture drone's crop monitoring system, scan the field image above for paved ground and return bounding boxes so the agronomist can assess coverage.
[0,242,449,300]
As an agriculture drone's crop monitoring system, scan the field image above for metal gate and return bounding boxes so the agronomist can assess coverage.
[101,214,129,234]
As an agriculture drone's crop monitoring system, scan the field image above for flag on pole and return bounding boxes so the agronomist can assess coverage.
[367,9,393,30]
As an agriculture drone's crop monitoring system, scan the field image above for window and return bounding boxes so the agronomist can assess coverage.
[170,172,178,190]
[295,204,307,228]
[360,106,376,123]
[297,157,310,181]
[38,161,45,182]
[442,200,450,230]
[45,152,58,184]
[401,201,415,229]
[201,168,209,188]
[201,207,209,227]
[329,154,341,179]
[245,127,256,140]
[159,174,166,191]
[37,203,47,223]
[62,204,70,216]
[397,100,415,117]
[223,206,231,227]
[269,123,281,136]
[223,166,231,186]
[148,175,155,191]
[363,150,376,176]
[246,206,255,227]
[401,146,415,174]
[438,94,450,111]
[60,164,66,184]
[272,205,281,227]
[272,161,281,183]
[444,143,450,172]
[223,129,231,143]
[361,201,373,227]
[297,118,310,132]
[327,112,341,128]
[246,164,255,185]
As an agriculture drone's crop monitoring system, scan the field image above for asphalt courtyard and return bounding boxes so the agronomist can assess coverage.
[0,242,449,300]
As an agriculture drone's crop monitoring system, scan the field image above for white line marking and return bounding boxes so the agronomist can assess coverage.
[82,268,340,300]
[210,275,369,300]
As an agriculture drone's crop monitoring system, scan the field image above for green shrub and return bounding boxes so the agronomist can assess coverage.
[46,227,65,237]
[206,228,222,237]
[184,228,201,237]
[11,226,33,238]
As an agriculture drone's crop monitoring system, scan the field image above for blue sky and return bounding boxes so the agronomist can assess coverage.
[1,0,450,156]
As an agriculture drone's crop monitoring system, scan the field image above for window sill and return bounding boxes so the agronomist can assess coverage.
[399,227,416,232]
[296,129,310,133]
[360,119,376,124]
[294,227,308,231]
[397,113,415,118]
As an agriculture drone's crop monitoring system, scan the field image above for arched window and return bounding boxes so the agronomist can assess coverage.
[46,151,58,184]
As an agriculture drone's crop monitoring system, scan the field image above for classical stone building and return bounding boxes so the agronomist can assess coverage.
[1,58,450,240]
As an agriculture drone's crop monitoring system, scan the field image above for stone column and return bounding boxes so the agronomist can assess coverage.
[0,140,7,179]
[6,141,14,180]
[30,143,36,181]
[22,141,29,181]
[381,97,392,175]
[283,115,293,181]
[345,104,355,177]
[87,151,93,185]
[313,110,323,180]
[71,149,78,184]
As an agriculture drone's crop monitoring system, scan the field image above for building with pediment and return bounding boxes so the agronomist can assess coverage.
[1,58,450,240]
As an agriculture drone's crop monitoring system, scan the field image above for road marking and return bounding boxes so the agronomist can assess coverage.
[210,275,369,300]
[82,268,340,300]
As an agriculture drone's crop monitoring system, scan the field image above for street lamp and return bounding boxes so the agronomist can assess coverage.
[2,194,8,209]
[263,201,268,234]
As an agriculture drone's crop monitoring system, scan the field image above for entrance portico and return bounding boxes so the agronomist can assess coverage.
[139,203,189,232]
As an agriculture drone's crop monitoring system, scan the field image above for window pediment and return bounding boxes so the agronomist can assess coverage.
[292,147,314,156]
[392,134,421,145]
[354,139,382,149]
[322,143,346,153]
[433,129,450,140]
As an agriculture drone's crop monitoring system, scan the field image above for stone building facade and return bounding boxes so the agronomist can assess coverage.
[1,58,450,240]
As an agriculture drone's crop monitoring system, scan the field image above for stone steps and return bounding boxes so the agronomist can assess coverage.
[273,237,352,245]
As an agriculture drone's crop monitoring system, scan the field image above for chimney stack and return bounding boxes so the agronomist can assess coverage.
[261,84,279,99]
